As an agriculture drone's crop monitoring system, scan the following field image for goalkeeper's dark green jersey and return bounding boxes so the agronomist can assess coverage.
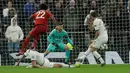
[47,29,73,45]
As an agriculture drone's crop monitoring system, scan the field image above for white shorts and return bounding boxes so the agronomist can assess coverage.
[93,35,108,49]
[43,58,54,68]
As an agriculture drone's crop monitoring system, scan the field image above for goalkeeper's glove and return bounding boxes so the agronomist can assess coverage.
[67,43,73,50]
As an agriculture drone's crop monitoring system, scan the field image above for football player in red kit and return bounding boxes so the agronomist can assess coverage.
[16,3,57,56]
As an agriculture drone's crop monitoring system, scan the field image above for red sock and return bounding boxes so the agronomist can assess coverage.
[21,37,30,52]
[31,40,37,49]
[31,35,40,49]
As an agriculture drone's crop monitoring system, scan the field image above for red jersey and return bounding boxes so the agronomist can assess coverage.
[31,10,53,26]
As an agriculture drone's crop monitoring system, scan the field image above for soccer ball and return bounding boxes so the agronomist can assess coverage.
[75,62,81,68]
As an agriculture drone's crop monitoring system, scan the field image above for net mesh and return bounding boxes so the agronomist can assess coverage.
[0,0,130,66]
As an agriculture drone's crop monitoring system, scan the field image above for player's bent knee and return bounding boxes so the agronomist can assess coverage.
[90,44,96,52]
[64,45,69,50]
[90,44,94,48]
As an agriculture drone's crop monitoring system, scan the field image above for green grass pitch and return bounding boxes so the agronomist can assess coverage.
[0,64,130,73]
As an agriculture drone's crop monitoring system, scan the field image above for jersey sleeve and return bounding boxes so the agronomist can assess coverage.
[93,19,101,31]
[63,30,73,45]
[24,50,29,56]
[84,14,90,26]
[31,12,37,19]
[30,54,36,61]
[47,29,55,43]
[46,11,53,18]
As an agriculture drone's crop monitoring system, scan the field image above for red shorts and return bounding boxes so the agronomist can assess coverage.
[29,25,48,37]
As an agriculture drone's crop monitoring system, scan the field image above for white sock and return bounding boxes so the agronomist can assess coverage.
[61,64,74,68]
[62,64,69,68]
[79,47,91,60]
[93,51,104,64]
[84,47,91,55]
[69,65,74,68]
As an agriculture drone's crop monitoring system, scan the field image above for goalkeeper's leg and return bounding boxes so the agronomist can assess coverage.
[65,43,74,63]
[44,43,56,57]
[58,43,74,64]
[64,46,71,63]
[60,43,72,64]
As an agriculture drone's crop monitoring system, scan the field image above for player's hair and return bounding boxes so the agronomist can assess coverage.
[58,22,62,25]
[55,22,63,29]
[39,3,48,10]
[90,11,98,17]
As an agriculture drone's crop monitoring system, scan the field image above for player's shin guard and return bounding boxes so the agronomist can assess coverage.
[65,50,70,63]
[93,51,104,64]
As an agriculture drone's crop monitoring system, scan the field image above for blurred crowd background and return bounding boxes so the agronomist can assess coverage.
[0,0,130,65]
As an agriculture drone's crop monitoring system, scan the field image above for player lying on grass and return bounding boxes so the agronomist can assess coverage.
[76,11,108,67]
[15,48,76,68]
[44,23,73,64]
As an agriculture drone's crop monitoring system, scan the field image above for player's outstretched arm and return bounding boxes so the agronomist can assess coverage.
[23,15,34,26]
[63,31,73,45]
[28,15,35,22]
[47,29,55,43]
[66,36,73,45]
[51,16,57,25]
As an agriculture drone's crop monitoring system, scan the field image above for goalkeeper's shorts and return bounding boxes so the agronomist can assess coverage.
[47,42,66,52]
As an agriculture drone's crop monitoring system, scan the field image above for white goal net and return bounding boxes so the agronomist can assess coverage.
[0,0,130,66]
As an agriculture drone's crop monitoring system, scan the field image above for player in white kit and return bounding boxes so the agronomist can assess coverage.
[76,11,108,67]
[15,49,75,68]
